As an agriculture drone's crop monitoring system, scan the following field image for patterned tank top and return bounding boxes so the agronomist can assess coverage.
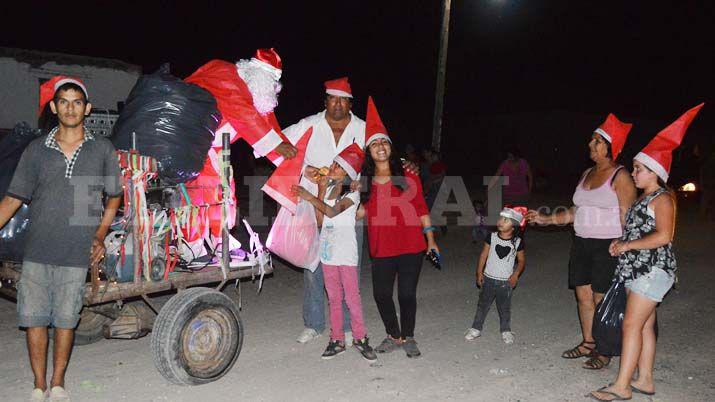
[615,187,677,282]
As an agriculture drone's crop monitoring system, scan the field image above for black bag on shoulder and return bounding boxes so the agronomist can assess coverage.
[592,281,627,357]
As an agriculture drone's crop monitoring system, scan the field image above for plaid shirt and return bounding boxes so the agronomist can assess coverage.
[44,126,95,179]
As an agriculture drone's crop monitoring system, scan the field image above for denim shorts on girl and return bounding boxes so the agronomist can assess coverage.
[625,267,674,303]
[17,261,87,329]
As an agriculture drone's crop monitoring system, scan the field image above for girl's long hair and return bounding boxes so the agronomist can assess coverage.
[361,144,407,204]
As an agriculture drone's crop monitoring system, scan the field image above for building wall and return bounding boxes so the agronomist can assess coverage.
[0,57,140,129]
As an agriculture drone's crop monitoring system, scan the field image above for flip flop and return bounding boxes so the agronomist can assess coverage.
[589,386,632,401]
[630,385,655,396]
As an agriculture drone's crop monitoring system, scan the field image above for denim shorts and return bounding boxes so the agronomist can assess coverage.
[17,261,87,329]
[625,267,674,303]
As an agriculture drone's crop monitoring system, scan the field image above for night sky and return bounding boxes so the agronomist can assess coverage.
[2,0,712,180]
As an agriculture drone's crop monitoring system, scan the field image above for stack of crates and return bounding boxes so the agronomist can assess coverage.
[85,108,119,137]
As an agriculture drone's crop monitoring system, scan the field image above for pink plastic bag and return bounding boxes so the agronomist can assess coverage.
[266,200,320,271]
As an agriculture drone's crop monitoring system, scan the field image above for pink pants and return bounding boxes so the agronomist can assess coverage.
[323,264,366,341]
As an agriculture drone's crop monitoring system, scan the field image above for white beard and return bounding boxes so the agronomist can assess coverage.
[236,59,281,116]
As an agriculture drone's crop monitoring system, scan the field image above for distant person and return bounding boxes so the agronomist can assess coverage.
[590,104,703,401]
[422,148,448,210]
[465,207,527,344]
[489,147,533,205]
[0,77,122,402]
[526,114,636,370]
[292,145,377,361]
[358,97,439,358]
[404,143,421,165]
[471,199,489,243]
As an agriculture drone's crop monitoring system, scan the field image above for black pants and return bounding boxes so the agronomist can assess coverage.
[471,276,513,332]
[371,252,423,338]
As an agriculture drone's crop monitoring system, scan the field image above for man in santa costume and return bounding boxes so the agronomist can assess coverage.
[282,77,367,343]
[181,48,298,245]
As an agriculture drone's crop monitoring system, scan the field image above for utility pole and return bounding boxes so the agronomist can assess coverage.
[432,0,451,153]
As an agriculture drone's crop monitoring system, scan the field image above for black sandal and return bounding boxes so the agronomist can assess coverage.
[583,354,611,370]
[561,340,595,359]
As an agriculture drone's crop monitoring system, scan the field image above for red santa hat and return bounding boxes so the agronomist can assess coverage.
[324,77,353,98]
[594,113,633,160]
[251,48,282,80]
[334,143,365,180]
[38,76,88,114]
[500,205,528,231]
[634,103,704,182]
[365,96,391,145]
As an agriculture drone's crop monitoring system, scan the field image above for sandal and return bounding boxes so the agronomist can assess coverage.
[630,385,655,396]
[583,354,611,370]
[561,340,595,359]
[589,386,632,401]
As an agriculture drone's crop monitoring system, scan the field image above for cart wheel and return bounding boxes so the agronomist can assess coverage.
[49,309,112,346]
[150,287,243,385]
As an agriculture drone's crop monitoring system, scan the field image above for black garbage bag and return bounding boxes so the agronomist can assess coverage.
[592,281,627,357]
[0,122,42,262]
[112,65,221,184]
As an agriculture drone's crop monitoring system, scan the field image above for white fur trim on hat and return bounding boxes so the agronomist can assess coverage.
[366,133,391,145]
[54,78,88,98]
[326,89,353,98]
[634,152,669,182]
[250,58,281,80]
[594,128,612,143]
[334,155,358,180]
[500,208,524,223]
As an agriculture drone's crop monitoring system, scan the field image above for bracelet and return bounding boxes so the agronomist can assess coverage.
[422,226,437,234]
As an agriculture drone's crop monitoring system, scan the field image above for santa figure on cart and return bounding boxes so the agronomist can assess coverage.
[181,48,298,250]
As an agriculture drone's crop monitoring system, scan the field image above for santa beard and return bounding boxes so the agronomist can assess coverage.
[236,59,281,116]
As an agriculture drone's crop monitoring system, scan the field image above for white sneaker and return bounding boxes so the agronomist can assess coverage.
[464,328,481,341]
[296,328,321,343]
[49,386,70,402]
[29,388,46,402]
[501,331,515,344]
[344,331,353,344]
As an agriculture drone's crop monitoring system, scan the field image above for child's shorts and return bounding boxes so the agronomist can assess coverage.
[625,267,674,303]
[17,261,87,329]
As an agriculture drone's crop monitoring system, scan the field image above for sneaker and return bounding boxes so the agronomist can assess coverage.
[296,328,321,343]
[344,331,353,345]
[502,331,515,344]
[48,386,70,402]
[464,328,481,341]
[321,340,346,360]
[403,337,421,358]
[374,336,402,353]
[353,337,378,362]
[29,388,47,402]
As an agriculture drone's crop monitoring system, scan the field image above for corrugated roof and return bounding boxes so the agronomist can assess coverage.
[0,47,141,75]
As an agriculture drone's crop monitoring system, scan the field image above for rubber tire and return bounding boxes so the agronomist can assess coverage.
[150,287,243,385]
[49,309,112,346]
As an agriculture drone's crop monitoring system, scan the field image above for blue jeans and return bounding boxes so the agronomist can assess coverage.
[303,223,363,333]
[471,276,513,332]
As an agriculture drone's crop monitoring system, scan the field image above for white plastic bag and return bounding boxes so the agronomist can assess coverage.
[266,200,320,271]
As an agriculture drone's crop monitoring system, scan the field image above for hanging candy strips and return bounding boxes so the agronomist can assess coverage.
[117,151,200,281]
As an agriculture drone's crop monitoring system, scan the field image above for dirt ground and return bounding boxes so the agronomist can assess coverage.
[0,196,713,402]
